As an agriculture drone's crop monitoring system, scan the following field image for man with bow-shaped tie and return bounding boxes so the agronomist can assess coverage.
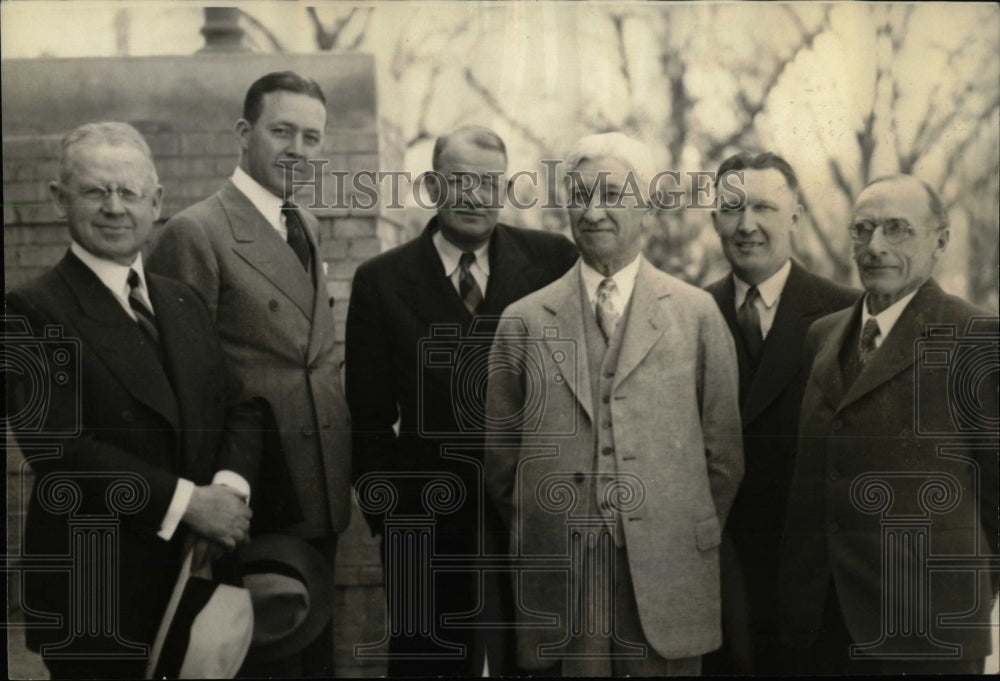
[779,174,999,674]
[5,122,260,679]
[147,72,351,676]
[484,132,743,676]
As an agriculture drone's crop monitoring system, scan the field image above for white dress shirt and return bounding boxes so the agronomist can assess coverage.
[232,166,288,240]
[733,259,792,340]
[580,253,642,316]
[861,289,919,350]
[432,228,491,296]
[70,242,249,541]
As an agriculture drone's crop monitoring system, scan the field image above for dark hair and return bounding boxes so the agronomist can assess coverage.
[866,174,950,231]
[242,71,326,125]
[432,125,507,171]
[715,151,800,196]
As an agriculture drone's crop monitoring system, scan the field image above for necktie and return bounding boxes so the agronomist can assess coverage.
[737,285,764,365]
[458,251,484,315]
[127,269,160,348]
[596,278,621,344]
[282,202,311,271]
[859,318,881,366]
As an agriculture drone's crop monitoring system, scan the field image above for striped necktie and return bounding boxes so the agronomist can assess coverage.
[127,269,161,349]
[596,278,621,344]
[459,251,484,315]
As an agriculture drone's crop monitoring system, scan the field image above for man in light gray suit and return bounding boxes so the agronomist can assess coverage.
[146,71,350,676]
[484,133,743,676]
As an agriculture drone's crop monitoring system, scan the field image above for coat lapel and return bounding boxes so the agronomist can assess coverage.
[809,303,857,413]
[613,258,670,391]
[541,264,593,423]
[481,225,550,315]
[709,275,755,398]
[219,181,316,319]
[742,262,825,426]
[398,221,472,327]
[149,275,206,464]
[301,208,335,364]
[57,254,180,432]
[838,281,940,411]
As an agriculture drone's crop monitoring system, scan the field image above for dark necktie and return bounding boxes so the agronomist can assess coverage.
[458,252,484,315]
[127,269,161,349]
[596,277,621,344]
[859,318,881,366]
[282,202,311,271]
[737,285,764,365]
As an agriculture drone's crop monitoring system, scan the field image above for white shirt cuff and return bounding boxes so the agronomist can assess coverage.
[158,478,194,541]
[213,470,250,503]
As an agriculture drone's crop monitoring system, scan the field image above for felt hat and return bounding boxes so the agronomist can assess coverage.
[239,534,334,664]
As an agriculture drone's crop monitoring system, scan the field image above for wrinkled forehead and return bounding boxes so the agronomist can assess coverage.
[853,178,931,222]
[63,141,157,186]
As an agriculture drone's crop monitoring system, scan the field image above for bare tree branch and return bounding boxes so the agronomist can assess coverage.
[308,7,358,51]
[705,5,832,160]
[463,67,550,154]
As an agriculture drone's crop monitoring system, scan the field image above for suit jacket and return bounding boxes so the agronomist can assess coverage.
[485,257,744,662]
[344,217,577,536]
[706,262,858,544]
[5,251,260,659]
[147,180,351,536]
[779,279,999,658]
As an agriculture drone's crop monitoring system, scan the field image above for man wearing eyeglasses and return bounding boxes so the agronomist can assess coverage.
[5,122,260,679]
[704,152,858,675]
[778,174,999,674]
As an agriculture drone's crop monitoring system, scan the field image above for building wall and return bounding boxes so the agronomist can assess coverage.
[3,54,386,677]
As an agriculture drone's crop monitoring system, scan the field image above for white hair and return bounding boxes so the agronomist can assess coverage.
[564,132,659,202]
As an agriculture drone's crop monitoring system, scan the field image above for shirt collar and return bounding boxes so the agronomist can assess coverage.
[432,228,491,277]
[231,166,285,232]
[861,288,919,340]
[580,253,642,305]
[733,259,791,309]
[70,241,145,299]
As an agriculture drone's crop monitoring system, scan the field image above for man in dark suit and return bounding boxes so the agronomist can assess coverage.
[146,71,351,677]
[779,174,999,674]
[345,125,578,676]
[703,152,858,674]
[5,122,259,679]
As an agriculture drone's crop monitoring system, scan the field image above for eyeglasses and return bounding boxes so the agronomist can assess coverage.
[73,184,148,205]
[848,218,918,245]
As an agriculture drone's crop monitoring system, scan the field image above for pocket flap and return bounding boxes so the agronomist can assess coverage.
[695,516,721,551]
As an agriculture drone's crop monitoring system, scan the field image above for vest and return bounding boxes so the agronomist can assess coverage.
[581,281,632,548]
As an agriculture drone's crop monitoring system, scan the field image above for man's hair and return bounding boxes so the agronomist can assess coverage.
[58,121,157,185]
[242,71,327,125]
[564,132,658,202]
[432,125,508,171]
[866,174,950,231]
[714,151,800,196]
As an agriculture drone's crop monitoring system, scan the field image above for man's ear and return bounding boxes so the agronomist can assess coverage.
[932,228,950,260]
[425,171,443,206]
[49,181,68,220]
[791,202,803,228]
[150,184,164,222]
[235,118,252,152]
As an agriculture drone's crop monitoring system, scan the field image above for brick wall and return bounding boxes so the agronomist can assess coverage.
[3,54,387,677]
